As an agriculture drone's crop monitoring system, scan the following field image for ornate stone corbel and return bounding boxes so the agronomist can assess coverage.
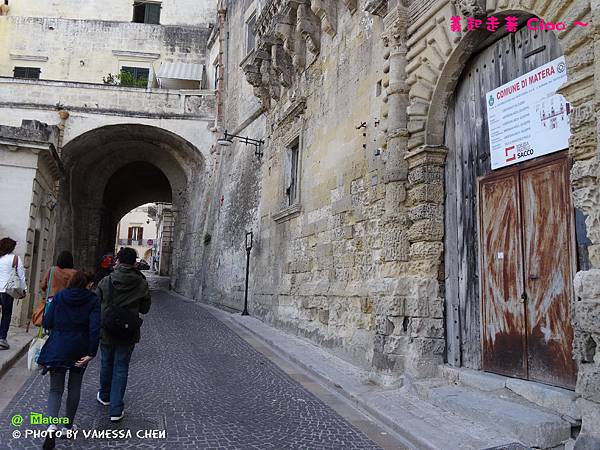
[341,0,357,13]
[451,0,486,17]
[365,0,388,17]
[296,1,321,55]
[310,0,336,37]
[272,43,293,88]
[274,11,295,56]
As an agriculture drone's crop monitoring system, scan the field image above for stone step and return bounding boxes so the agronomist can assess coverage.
[368,388,522,450]
[438,365,580,424]
[426,385,572,449]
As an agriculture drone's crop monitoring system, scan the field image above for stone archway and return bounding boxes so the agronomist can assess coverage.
[55,124,207,278]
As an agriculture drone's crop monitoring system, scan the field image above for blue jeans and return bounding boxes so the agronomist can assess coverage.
[99,343,135,416]
[0,293,14,340]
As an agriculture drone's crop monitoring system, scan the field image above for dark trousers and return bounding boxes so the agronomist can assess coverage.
[48,368,85,427]
[99,343,135,417]
[0,293,14,340]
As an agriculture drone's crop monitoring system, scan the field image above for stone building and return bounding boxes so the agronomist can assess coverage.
[115,203,157,263]
[0,0,217,325]
[203,0,600,446]
[1,0,599,446]
[0,120,62,327]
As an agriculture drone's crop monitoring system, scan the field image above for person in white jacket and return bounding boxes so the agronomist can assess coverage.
[0,237,27,349]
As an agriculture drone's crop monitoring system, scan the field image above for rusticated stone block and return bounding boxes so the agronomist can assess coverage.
[318,309,330,324]
[372,351,405,372]
[384,335,410,355]
[405,337,445,378]
[576,363,600,403]
[382,227,410,261]
[576,398,600,442]
[374,296,404,316]
[407,218,444,242]
[375,315,395,335]
[407,164,444,186]
[574,300,600,333]
[373,333,386,353]
[406,183,444,205]
[409,241,443,260]
[404,296,429,317]
[429,297,444,319]
[574,269,600,300]
[408,317,444,338]
[408,203,443,222]
[384,182,407,213]
[360,297,373,314]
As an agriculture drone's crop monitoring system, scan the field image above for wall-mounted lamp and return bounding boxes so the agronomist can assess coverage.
[217,130,264,159]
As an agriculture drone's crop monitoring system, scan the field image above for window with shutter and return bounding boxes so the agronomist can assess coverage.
[133,2,161,24]
[287,140,300,206]
[145,4,161,24]
[13,67,41,79]
[120,66,150,87]
[246,14,256,55]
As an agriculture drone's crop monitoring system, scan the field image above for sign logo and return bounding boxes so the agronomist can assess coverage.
[29,412,69,425]
[488,95,494,106]
[557,62,566,73]
[504,146,516,162]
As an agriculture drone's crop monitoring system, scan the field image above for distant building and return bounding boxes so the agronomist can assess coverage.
[115,204,157,263]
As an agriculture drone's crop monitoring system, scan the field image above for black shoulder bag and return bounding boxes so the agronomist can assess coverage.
[102,275,143,340]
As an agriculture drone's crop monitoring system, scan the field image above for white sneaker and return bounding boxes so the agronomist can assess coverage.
[60,424,77,439]
[96,392,110,406]
[110,412,124,422]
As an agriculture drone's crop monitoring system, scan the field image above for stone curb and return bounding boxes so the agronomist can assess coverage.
[0,334,32,380]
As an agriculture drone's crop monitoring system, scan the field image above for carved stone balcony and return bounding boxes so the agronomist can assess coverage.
[244,0,357,110]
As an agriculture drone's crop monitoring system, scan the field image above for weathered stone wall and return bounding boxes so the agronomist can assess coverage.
[204,4,600,441]
[5,0,216,27]
[0,16,211,84]
[196,0,266,311]
[200,0,436,376]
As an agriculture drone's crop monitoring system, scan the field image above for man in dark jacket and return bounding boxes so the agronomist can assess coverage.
[96,247,151,422]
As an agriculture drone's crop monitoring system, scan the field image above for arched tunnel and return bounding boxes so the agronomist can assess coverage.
[55,124,206,272]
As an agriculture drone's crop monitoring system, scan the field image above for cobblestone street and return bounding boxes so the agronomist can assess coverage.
[0,290,382,449]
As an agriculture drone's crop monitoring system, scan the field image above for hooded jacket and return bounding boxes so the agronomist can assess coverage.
[37,288,101,369]
[96,264,151,345]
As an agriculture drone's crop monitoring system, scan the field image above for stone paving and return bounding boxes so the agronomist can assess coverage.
[0,290,381,449]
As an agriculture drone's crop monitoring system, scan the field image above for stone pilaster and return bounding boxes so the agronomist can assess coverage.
[403,144,446,378]
[381,8,409,183]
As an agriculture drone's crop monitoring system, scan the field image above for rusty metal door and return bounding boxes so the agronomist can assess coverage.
[479,172,527,379]
[520,157,577,388]
[479,155,576,388]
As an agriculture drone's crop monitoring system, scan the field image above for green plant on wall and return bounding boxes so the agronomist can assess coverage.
[102,70,148,88]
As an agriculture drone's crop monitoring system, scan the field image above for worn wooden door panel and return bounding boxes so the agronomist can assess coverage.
[479,173,527,378]
[520,157,577,388]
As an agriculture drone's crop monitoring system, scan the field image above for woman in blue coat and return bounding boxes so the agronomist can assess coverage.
[37,271,100,450]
